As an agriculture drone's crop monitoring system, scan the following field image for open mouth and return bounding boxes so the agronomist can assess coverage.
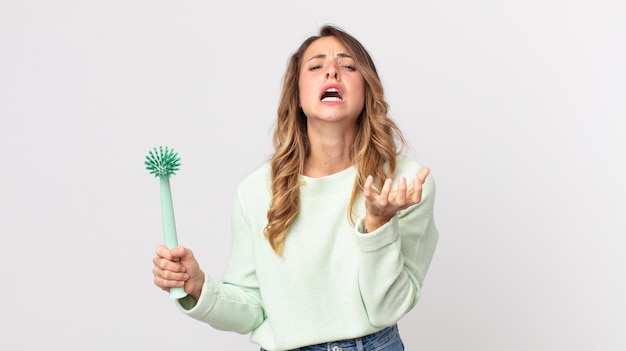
[320,88,343,102]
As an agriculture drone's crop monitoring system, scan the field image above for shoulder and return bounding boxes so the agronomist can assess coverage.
[395,154,432,180]
[394,154,436,194]
[236,161,272,196]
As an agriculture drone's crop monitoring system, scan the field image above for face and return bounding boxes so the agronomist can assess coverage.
[298,36,365,125]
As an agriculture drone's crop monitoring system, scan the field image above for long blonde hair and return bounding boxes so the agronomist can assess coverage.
[265,25,407,255]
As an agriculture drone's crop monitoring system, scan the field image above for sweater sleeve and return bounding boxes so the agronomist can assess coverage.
[355,172,439,327]
[175,193,266,334]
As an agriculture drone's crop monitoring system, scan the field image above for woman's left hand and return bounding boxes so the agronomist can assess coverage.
[363,167,430,232]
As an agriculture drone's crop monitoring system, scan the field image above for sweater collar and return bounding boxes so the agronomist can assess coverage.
[299,166,356,198]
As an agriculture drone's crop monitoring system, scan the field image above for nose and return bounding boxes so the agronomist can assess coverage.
[326,62,338,80]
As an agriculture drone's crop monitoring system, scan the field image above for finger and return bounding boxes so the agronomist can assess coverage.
[396,176,407,205]
[416,167,430,185]
[155,244,174,260]
[157,245,190,271]
[170,245,188,259]
[412,172,426,203]
[153,255,186,273]
[154,274,185,290]
[409,176,420,203]
[379,178,392,205]
[176,247,197,267]
[363,175,375,199]
[153,266,187,287]
[159,268,189,282]
[153,273,169,291]
[153,267,170,290]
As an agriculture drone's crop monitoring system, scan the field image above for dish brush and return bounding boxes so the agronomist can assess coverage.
[144,146,187,299]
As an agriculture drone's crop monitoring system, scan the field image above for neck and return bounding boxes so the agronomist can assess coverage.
[303,122,356,177]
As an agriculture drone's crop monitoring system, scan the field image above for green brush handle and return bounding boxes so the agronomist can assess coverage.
[145,146,187,300]
[159,177,187,299]
[160,177,179,249]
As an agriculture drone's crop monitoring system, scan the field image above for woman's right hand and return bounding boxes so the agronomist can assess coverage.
[152,245,205,301]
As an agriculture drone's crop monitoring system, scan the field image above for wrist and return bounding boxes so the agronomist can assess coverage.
[364,214,392,233]
[189,271,205,302]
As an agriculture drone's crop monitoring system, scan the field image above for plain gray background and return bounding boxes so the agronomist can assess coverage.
[1,1,624,350]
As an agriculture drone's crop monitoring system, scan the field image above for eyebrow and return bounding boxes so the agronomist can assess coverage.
[306,52,352,62]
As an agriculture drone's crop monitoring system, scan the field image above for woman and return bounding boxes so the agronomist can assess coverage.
[152,25,439,351]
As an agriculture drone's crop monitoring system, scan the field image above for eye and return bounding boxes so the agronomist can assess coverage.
[309,65,322,71]
[338,58,357,71]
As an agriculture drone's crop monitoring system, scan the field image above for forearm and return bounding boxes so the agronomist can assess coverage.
[356,215,420,327]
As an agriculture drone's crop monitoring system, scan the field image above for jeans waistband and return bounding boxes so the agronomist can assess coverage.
[262,324,400,351]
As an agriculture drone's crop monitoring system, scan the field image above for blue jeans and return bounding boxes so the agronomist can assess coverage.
[261,324,404,351]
